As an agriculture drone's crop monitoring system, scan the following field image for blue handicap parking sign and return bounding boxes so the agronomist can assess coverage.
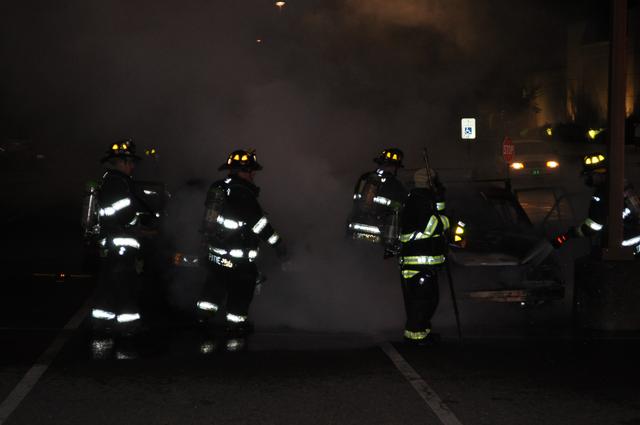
[464,127,473,135]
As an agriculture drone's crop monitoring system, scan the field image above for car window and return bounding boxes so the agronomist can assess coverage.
[513,142,555,156]
[447,184,532,233]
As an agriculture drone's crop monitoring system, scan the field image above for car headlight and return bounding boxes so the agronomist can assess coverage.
[546,160,559,168]
[510,162,524,170]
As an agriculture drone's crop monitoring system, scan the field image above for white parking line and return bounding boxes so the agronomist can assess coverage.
[380,342,464,425]
[0,301,90,425]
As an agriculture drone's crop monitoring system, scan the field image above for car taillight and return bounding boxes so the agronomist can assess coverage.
[546,160,559,168]
[510,162,524,170]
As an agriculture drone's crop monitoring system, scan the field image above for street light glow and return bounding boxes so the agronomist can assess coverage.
[275,1,286,9]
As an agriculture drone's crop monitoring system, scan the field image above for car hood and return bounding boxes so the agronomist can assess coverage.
[451,230,553,267]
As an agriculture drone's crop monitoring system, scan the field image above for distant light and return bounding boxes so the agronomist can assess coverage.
[546,160,559,169]
[256,39,262,44]
[275,1,286,8]
[510,162,524,170]
[545,127,553,137]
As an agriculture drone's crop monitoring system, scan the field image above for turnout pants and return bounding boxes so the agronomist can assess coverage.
[94,251,142,320]
[400,266,440,340]
[200,262,258,322]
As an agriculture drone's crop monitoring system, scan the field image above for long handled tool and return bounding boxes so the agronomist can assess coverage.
[444,260,463,342]
[423,147,463,342]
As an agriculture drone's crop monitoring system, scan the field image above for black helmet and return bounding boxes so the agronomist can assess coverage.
[582,152,607,175]
[374,148,404,168]
[144,147,159,159]
[101,139,142,163]
[219,149,263,171]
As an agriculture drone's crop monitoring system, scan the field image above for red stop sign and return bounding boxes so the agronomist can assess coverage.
[502,136,515,162]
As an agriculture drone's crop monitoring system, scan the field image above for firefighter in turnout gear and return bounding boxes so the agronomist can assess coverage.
[198,149,286,335]
[91,140,155,334]
[347,148,407,251]
[552,153,640,255]
[398,167,450,345]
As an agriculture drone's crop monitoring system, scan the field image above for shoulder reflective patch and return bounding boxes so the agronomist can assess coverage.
[252,217,268,234]
[423,215,438,237]
[584,218,603,231]
[98,197,131,216]
[268,233,280,245]
[436,202,446,211]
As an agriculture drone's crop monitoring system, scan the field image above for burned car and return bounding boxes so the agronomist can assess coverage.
[446,180,565,307]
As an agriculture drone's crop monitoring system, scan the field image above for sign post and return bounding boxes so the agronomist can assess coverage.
[502,136,514,184]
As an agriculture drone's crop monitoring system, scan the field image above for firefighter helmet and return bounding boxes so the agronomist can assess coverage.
[100,139,141,163]
[582,152,607,175]
[374,148,404,167]
[219,149,263,171]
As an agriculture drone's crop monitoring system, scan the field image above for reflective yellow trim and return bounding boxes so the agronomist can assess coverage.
[436,202,446,211]
[424,215,438,237]
[404,329,430,340]
[454,235,462,242]
[402,270,420,279]
[400,231,441,243]
[401,255,445,265]
[399,215,443,244]
[440,215,450,231]
[400,233,415,243]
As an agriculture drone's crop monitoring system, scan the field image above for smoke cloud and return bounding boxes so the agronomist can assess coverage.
[0,0,577,335]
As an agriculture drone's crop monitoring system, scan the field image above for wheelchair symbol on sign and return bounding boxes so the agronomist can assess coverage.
[464,127,473,135]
